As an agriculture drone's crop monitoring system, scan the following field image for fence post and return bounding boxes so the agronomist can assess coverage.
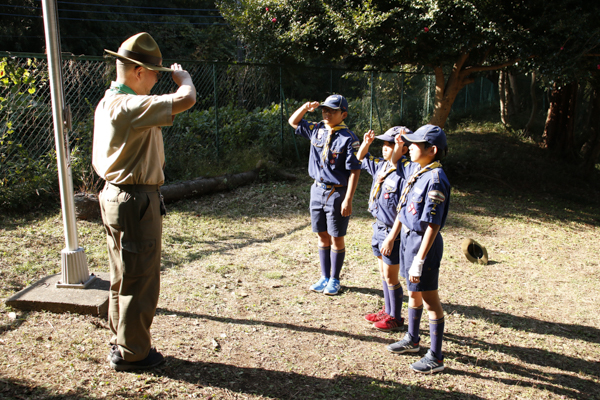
[213,63,219,159]
[400,72,404,121]
[280,66,284,153]
[370,70,374,131]
[479,76,483,107]
[330,69,333,94]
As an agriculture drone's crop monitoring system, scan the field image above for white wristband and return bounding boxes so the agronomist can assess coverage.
[409,258,425,277]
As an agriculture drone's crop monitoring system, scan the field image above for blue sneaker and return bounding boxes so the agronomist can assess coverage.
[323,278,341,295]
[410,349,445,374]
[309,276,329,293]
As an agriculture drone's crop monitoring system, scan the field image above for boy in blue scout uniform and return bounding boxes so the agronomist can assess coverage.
[380,125,450,374]
[288,95,361,295]
[356,126,412,332]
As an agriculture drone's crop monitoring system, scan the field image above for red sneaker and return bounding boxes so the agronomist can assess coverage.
[373,316,405,332]
[364,309,388,323]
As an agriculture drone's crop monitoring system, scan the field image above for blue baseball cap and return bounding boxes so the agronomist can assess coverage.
[401,124,447,150]
[317,94,348,112]
[375,126,413,142]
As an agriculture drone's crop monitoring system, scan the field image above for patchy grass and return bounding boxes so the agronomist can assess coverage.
[1,126,600,399]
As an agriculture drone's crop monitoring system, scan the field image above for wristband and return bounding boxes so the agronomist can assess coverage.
[408,258,424,277]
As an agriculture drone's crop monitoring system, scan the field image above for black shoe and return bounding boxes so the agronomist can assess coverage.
[110,347,165,371]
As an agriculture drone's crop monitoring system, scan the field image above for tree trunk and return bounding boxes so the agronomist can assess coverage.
[499,70,516,127]
[580,82,600,175]
[508,72,521,111]
[542,81,578,157]
[430,56,473,128]
[524,71,538,135]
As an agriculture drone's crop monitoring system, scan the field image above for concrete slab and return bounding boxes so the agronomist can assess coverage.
[5,273,110,316]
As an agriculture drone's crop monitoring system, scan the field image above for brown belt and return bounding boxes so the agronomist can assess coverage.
[314,180,345,201]
[105,182,159,192]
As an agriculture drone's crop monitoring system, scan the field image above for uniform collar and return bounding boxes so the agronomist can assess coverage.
[110,81,137,95]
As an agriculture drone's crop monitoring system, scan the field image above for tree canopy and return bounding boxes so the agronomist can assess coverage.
[1,0,236,61]
[219,0,600,127]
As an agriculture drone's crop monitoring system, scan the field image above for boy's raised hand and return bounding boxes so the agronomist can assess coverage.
[306,101,320,112]
[363,129,375,145]
[394,131,405,147]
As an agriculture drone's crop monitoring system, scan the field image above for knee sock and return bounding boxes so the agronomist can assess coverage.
[331,248,345,279]
[388,283,403,319]
[429,316,445,360]
[408,305,423,342]
[382,279,390,314]
[318,246,331,278]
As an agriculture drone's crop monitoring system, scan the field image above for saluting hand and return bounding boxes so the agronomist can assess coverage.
[170,63,192,86]
[363,130,375,145]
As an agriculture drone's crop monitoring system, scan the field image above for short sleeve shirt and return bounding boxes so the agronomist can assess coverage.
[398,167,451,233]
[295,119,361,185]
[362,154,410,226]
[92,82,173,185]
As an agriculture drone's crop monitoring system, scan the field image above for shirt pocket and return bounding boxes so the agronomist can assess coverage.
[328,144,346,169]
[383,184,398,207]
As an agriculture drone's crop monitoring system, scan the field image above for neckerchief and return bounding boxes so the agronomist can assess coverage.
[369,160,396,206]
[321,122,348,163]
[396,161,442,213]
[109,81,137,95]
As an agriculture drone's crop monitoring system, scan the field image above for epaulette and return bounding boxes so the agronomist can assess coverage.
[432,169,440,184]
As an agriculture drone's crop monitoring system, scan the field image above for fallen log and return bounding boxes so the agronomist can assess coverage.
[74,163,297,220]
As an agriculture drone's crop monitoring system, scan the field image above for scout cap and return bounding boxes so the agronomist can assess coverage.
[105,32,173,72]
[375,126,413,142]
[401,124,447,150]
[317,94,348,112]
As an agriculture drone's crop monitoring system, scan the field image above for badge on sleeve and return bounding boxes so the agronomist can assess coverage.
[352,141,360,150]
[428,190,446,204]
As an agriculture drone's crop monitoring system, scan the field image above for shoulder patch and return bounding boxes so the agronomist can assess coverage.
[352,140,360,150]
[428,190,446,204]
[432,169,440,184]
[309,124,314,130]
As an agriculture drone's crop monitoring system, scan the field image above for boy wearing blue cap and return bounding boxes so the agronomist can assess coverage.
[288,95,361,295]
[380,124,450,374]
[356,126,413,332]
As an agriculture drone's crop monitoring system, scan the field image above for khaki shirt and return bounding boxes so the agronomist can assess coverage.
[92,83,173,185]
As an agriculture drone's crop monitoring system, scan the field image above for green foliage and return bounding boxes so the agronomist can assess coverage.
[1,0,237,61]
[164,101,301,180]
[0,57,59,210]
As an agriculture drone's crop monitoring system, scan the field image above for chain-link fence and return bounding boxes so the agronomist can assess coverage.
[0,52,501,206]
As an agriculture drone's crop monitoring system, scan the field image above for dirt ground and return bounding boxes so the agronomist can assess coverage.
[1,167,599,399]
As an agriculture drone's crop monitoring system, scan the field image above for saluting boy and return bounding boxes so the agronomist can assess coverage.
[356,126,413,332]
[381,125,450,374]
[288,95,361,295]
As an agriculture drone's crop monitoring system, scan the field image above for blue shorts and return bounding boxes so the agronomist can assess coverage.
[310,183,349,237]
[400,227,443,292]
[371,221,400,265]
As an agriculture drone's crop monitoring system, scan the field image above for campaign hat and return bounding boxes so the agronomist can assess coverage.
[105,32,172,72]
[461,238,489,265]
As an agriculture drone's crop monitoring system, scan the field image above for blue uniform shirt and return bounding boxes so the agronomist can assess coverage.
[295,120,361,186]
[362,155,411,227]
[398,167,451,233]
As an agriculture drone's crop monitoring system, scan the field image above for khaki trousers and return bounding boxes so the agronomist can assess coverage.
[99,183,162,362]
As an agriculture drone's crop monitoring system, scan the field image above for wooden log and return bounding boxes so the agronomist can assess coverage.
[74,165,297,219]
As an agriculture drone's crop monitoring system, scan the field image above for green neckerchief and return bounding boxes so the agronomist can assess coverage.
[109,81,137,95]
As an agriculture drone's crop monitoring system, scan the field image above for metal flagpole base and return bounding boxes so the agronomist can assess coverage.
[56,247,96,289]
